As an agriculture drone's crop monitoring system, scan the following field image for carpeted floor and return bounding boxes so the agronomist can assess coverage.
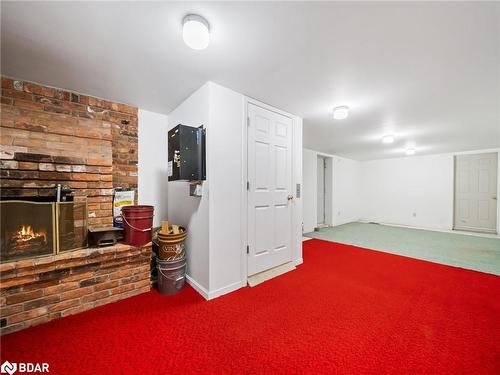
[2,239,499,374]
[305,222,500,275]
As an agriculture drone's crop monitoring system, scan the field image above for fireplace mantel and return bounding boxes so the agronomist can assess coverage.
[0,242,152,335]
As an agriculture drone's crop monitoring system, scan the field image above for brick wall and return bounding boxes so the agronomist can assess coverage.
[0,243,151,335]
[0,78,151,335]
[0,76,138,227]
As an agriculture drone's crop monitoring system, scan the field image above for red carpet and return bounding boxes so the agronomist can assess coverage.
[2,239,499,374]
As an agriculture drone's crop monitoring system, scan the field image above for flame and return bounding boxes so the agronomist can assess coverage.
[14,225,47,244]
[20,225,34,237]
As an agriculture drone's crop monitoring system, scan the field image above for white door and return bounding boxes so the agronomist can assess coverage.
[317,157,325,225]
[247,103,293,276]
[454,153,498,233]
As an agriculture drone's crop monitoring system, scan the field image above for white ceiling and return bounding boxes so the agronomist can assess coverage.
[2,2,499,160]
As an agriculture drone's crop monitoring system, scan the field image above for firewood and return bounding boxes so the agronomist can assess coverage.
[161,220,169,234]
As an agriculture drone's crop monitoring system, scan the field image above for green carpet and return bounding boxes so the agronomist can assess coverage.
[305,222,500,275]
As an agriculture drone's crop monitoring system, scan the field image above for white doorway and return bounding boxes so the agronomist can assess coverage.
[454,152,498,234]
[247,103,294,276]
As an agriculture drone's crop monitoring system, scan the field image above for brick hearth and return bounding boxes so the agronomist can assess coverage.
[0,243,152,335]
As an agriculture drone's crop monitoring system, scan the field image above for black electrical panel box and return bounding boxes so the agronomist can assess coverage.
[168,124,206,181]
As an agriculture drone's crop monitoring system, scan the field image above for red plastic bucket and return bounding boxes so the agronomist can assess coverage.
[121,205,154,246]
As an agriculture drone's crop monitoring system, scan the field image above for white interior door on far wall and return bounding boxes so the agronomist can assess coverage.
[454,153,498,233]
[247,103,293,276]
[317,156,325,225]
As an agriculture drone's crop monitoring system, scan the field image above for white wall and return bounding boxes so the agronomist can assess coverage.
[360,149,500,233]
[167,82,247,297]
[303,148,499,234]
[302,149,318,233]
[207,91,303,294]
[332,157,361,226]
[360,154,454,230]
[168,82,303,299]
[167,83,211,291]
[138,109,169,227]
[207,83,246,295]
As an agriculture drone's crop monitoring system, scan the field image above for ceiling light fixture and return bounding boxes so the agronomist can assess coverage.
[182,14,210,50]
[333,106,349,120]
[406,148,416,156]
[382,134,395,144]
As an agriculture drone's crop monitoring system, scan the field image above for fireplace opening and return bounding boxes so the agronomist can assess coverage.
[1,201,55,262]
[0,200,88,262]
[11,225,48,250]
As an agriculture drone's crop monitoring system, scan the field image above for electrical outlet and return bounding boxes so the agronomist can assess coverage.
[337,211,341,216]
[412,212,417,217]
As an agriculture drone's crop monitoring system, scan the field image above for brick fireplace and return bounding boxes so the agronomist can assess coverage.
[0,77,151,334]
[0,76,138,224]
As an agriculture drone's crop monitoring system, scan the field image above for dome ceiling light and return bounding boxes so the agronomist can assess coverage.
[406,148,416,156]
[382,134,395,144]
[333,106,349,120]
[182,14,210,50]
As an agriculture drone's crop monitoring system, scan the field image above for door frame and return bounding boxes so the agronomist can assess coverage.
[452,150,499,235]
[317,155,326,225]
[314,154,334,227]
[240,97,303,281]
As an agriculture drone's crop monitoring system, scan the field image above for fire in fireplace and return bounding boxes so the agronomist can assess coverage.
[0,200,88,262]
[9,225,48,252]
[1,201,55,261]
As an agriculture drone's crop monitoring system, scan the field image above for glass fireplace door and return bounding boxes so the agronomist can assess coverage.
[57,201,88,252]
[0,201,56,262]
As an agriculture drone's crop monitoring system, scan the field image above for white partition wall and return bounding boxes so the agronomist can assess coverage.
[138,109,169,227]
[167,82,303,299]
[207,83,246,297]
[167,84,211,292]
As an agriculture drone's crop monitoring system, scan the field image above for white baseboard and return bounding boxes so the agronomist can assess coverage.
[207,280,245,300]
[186,275,245,301]
[185,274,210,300]
[187,260,304,301]
[333,218,359,227]
[358,220,500,239]
[358,219,450,232]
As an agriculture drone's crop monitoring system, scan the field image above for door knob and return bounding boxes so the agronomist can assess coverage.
[287,194,294,201]
[493,196,497,200]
